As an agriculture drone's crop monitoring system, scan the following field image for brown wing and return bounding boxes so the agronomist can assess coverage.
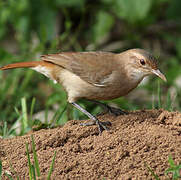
[41,52,118,87]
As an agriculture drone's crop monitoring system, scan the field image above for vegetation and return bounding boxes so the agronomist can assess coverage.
[1,153,180,179]
[0,0,181,136]
[0,135,56,179]
[146,155,181,180]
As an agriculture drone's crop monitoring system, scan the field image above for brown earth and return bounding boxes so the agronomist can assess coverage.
[1,109,181,179]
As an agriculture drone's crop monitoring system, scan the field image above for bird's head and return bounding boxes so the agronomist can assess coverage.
[124,49,167,82]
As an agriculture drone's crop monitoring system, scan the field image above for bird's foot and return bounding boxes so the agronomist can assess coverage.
[80,120,112,134]
[106,106,128,116]
[97,105,128,116]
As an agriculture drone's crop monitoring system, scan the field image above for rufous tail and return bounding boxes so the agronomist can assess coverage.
[0,61,49,70]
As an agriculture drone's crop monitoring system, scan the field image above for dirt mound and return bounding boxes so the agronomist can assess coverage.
[1,109,181,179]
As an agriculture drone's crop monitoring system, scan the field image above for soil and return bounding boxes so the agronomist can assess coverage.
[1,109,181,179]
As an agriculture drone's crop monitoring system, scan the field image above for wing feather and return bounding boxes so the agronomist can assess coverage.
[41,52,118,87]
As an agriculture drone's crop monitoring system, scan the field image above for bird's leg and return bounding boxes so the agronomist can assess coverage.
[71,102,111,134]
[87,100,127,116]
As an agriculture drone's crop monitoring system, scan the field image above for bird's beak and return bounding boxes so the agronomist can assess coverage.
[151,69,167,82]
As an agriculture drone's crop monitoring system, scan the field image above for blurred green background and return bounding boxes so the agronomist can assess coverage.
[0,0,181,136]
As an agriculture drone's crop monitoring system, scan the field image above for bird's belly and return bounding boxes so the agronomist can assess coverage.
[59,69,139,102]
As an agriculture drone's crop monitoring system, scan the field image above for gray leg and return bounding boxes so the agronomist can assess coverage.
[87,100,127,116]
[71,102,111,134]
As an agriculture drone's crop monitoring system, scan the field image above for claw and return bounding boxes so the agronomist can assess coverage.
[80,120,112,134]
[108,106,128,116]
[71,102,112,134]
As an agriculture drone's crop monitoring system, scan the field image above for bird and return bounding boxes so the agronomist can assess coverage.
[0,49,166,133]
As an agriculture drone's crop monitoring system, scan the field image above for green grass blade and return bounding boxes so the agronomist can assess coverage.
[30,98,36,124]
[47,151,56,180]
[50,108,61,125]
[31,135,41,177]
[166,91,173,111]
[56,104,68,125]
[26,143,33,180]
[8,161,20,180]
[20,70,34,91]
[21,97,28,131]
[165,155,181,179]
[2,121,7,138]
[14,107,20,116]
[4,173,14,180]
[145,163,160,180]
[168,155,176,168]
[152,94,155,109]
[31,165,36,180]
[44,107,49,124]
[50,104,67,126]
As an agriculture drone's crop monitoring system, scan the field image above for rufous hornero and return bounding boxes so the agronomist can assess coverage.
[0,49,167,133]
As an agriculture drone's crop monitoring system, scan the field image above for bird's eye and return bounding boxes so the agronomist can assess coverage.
[140,59,146,66]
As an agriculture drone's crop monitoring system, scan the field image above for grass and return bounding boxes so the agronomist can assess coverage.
[0,1,181,179]
[30,135,41,177]
[150,79,175,111]
[26,135,57,180]
[146,166,160,180]
[1,0,181,138]
[165,155,181,179]
[0,135,56,179]
[146,156,181,180]
[0,96,69,137]
[1,153,180,179]
[47,151,57,180]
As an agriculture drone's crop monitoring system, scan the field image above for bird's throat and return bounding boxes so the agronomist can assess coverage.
[127,67,146,84]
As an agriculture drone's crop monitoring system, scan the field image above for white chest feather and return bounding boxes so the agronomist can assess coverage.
[31,65,57,84]
[128,68,146,82]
